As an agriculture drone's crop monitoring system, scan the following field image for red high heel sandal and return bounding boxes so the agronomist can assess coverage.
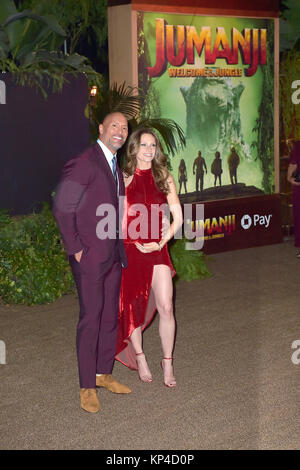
[160,357,176,388]
[136,352,153,383]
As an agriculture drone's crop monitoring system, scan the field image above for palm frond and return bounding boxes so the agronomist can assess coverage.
[90,82,141,140]
[89,82,186,159]
[137,118,186,156]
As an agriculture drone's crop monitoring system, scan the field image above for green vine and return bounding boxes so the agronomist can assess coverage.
[251,20,275,193]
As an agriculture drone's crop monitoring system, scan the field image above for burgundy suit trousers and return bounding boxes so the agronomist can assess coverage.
[69,249,121,388]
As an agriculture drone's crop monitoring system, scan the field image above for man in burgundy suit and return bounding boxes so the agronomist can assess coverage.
[53,112,131,413]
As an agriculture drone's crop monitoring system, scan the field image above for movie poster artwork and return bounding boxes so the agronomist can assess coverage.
[137,13,275,202]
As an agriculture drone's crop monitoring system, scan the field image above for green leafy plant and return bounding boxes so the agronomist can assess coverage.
[280,49,300,143]
[0,0,103,97]
[0,203,74,305]
[251,20,274,194]
[280,0,300,52]
[18,0,108,65]
[0,209,12,229]
[169,237,211,283]
[279,1,300,144]
[89,81,141,141]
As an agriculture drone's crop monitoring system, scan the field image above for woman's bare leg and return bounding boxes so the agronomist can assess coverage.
[130,326,152,382]
[151,265,176,387]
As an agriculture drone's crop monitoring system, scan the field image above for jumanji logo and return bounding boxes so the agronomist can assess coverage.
[148,19,267,78]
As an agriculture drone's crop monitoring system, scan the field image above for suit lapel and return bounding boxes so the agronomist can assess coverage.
[93,143,117,185]
[93,143,123,198]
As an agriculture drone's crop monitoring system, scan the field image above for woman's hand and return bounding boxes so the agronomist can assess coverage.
[135,242,160,253]
[287,163,300,186]
[288,177,300,186]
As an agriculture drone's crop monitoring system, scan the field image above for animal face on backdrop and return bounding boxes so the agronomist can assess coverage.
[180,77,248,160]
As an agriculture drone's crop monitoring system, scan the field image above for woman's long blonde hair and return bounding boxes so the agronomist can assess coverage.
[123,128,170,194]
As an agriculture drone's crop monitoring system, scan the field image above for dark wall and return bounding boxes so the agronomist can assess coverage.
[0,73,90,215]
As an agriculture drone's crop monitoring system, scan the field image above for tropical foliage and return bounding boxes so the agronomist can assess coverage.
[169,237,211,284]
[280,0,300,52]
[17,0,108,73]
[251,20,274,194]
[0,204,74,305]
[280,0,300,144]
[280,49,300,143]
[89,81,141,141]
[0,0,103,97]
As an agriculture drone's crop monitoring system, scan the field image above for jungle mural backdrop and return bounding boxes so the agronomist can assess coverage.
[137,12,275,202]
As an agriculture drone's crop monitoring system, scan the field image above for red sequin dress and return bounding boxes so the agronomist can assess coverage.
[115,167,175,369]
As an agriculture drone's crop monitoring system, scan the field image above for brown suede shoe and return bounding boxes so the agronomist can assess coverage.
[80,388,100,413]
[96,374,131,394]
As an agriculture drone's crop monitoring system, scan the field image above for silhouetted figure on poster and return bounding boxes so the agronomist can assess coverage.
[228,147,240,185]
[211,151,222,186]
[178,159,188,194]
[193,151,207,192]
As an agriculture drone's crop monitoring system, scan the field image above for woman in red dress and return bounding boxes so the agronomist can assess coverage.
[115,128,183,387]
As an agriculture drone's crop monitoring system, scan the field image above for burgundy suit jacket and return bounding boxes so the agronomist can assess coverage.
[53,142,127,267]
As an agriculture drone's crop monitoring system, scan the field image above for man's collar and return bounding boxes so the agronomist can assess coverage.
[97,138,116,161]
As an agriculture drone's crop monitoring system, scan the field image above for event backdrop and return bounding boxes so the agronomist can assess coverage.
[137,12,275,202]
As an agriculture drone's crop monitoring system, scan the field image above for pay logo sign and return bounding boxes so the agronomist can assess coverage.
[241,213,272,230]
[241,214,252,230]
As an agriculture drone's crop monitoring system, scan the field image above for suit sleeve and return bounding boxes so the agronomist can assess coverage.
[53,155,92,255]
[289,142,300,165]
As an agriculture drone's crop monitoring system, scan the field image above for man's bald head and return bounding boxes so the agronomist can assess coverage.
[99,112,128,154]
